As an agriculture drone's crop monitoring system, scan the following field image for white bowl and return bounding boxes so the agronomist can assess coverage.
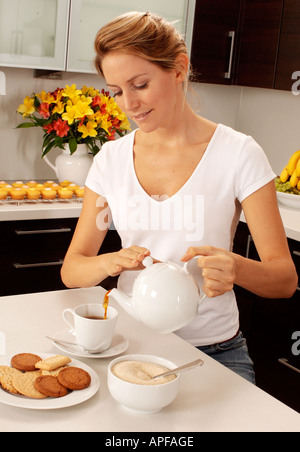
[277,191,300,210]
[107,354,180,415]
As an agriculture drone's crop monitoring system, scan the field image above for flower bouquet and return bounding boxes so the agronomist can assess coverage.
[16,84,131,156]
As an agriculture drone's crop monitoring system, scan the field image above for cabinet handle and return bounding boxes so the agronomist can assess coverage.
[13,260,64,269]
[293,251,300,257]
[278,358,300,374]
[15,228,71,235]
[225,31,235,79]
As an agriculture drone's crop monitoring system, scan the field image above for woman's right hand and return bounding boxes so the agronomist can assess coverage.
[102,246,151,277]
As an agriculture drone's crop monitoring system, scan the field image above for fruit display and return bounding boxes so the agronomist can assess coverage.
[276,150,300,195]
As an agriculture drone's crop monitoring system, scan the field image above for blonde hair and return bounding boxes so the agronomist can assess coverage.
[94,11,190,81]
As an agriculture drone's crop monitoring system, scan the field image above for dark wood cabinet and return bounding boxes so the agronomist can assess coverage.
[275,0,300,91]
[234,0,283,88]
[0,218,121,296]
[233,222,300,413]
[190,0,241,85]
[191,0,300,91]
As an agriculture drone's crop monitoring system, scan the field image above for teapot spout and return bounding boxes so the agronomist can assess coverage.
[110,288,140,321]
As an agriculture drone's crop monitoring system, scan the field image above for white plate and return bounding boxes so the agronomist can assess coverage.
[50,330,129,359]
[0,354,100,410]
[277,191,300,210]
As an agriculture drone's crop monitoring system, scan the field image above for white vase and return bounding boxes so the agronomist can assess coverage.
[43,143,92,186]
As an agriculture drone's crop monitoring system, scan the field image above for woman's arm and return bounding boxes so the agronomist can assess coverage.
[61,187,149,288]
[234,180,298,298]
[182,181,298,299]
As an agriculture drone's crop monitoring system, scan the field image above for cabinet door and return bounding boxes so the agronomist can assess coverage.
[275,0,300,91]
[234,0,283,89]
[67,0,189,73]
[0,0,70,70]
[190,0,241,85]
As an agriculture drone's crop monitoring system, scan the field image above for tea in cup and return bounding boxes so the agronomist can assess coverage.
[62,304,118,353]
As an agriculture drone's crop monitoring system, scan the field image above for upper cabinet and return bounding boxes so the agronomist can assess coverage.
[191,0,300,91]
[0,0,192,73]
[190,0,241,85]
[234,0,283,89]
[67,0,191,73]
[0,0,69,70]
[275,0,300,90]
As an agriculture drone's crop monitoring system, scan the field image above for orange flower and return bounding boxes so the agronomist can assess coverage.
[39,103,50,119]
[53,119,70,138]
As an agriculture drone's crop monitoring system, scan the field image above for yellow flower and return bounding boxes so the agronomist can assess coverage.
[38,90,55,104]
[62,102,78,125]
[106,97,120,117]
[82,85,99,97]
[62,84,82,99]
[17,96,35,117]
[99,115,112,133]
[52,101,64,115]
[78,120,98,138]
[120,116,131,130]
[74,100,94,119]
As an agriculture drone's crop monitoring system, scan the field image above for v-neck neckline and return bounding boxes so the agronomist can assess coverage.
[129,125,220,204]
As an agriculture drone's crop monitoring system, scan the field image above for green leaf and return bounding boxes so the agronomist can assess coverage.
[68,137,78,154]
[42,140,57,158]
[16,123,35,129]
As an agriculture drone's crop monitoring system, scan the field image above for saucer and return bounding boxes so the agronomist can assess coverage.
[49,329,129,358]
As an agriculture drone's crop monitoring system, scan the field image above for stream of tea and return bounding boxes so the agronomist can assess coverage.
[103,289,112,319]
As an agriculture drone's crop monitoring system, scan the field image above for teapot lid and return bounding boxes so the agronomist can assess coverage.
[142,256,154,268]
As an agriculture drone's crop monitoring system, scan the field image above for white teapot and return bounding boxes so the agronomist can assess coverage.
[110,256,206,334]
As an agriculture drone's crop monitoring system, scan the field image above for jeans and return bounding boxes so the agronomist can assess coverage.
[196,331,256,385]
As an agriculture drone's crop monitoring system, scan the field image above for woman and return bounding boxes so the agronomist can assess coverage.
[61,12,298,383]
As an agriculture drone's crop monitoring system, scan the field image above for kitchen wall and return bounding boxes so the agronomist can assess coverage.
[0,66,299,180]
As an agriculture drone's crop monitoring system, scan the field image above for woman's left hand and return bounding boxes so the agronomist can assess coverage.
[181,246,236,298]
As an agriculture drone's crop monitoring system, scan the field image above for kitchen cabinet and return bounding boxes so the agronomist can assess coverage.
[234,0,283,89]
[0,0,191,73]
[233,221,300,413]
[0,0,69,70]
[275,0,300,91]
[0,217,121,296]
[67,0,191,73]
[190,0,241,85]
[191,0,300,91]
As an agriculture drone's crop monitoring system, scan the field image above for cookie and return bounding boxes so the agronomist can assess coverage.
[12,372,47,399]
[0,365,22,378]
[0,374,20,394]
[35,355,71,371]
[58,367,91,390]
[34,375,68,398]
[41,366,68,377]
[11,353,42,372]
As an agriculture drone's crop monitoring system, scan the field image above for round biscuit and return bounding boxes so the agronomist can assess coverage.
[34,375,68,398]
[11,353,42,371]
[58,367,91,390]
[12,372,47,399]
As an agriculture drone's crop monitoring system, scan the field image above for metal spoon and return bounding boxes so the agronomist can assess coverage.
[152,358,204,380]
[45,336,104,354]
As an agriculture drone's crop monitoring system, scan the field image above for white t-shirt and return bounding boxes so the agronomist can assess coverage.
[85,124,276,345]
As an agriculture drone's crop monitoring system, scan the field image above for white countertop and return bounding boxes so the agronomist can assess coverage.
[0,286,299,432]
[0,200,82,221]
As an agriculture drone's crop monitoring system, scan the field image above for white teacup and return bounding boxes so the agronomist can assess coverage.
[62,304,118,353]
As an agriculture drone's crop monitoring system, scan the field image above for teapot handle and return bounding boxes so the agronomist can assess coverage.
[182,255,202,274]
[183,256,206,305]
